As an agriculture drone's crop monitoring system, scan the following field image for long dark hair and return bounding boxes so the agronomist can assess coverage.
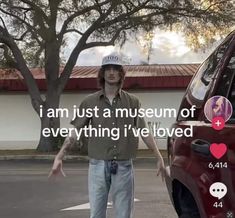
[97,64,126,89]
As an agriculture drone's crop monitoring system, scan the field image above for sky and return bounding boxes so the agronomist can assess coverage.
[69,30,221,66]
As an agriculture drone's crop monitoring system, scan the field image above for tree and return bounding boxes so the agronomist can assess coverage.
[0,0,234,151]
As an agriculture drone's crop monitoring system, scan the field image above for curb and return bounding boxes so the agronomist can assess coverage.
[0,155,88,161]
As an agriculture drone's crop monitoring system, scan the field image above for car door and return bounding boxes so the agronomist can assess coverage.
[196,40,235,216]
[168,32,235,218]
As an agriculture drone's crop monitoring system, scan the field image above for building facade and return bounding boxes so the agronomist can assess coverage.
[0,64,199,150]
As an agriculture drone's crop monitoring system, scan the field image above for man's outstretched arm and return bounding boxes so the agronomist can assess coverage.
[136,107,165,181]
[48,129,77,178]
[141,133,165,181]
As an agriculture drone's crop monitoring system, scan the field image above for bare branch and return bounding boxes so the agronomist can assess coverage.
[58,7,76,13]
[83,26,127,49]
[99,2,225,31]
[4,5,31,11]
[97,1,154,30]
[94,0,103,15]
[32,45,44,67]
[20,0,49,24]
[0,25,43,113]
[0,7,42,39]
[0,17,7,29]
[57,1,117,93]
[48,0,61,31]
[0,1,49,39]
[63,28,83,35]
[58,0,110,40]
[12,30,29,41]
[0,26,10,42]
[0,44,17,68]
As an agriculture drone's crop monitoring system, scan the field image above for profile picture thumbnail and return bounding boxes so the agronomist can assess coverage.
[204,95,233,122]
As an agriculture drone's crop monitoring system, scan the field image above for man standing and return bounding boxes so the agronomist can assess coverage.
[49,53,165,218]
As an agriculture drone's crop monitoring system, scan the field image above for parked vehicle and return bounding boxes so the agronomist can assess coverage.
[165,30,235,218]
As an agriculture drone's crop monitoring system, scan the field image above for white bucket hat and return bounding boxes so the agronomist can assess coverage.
[101,52,123,66]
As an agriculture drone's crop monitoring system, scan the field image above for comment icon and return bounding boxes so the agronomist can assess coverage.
[209,182,227,200]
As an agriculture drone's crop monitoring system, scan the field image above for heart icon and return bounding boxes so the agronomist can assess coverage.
[210,143,227,159]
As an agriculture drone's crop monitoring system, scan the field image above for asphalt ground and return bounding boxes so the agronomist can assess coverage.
[0,160,178,218]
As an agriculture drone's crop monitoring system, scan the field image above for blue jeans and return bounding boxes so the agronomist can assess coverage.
[88,159,134,218]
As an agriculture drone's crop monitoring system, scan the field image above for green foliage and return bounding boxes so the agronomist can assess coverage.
[0,0,234,67]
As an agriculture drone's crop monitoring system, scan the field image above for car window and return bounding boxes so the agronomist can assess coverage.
[215,53,235,98]
[177,35,233,122]
[226,51,235,120]
[188,37,232,104]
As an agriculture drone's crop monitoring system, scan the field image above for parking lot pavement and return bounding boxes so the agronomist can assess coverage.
[0,161,177,218]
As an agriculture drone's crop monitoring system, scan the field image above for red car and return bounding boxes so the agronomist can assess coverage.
[165,30,235,218]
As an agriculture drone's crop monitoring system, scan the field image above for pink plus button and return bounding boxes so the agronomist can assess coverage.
[212,117,225,130]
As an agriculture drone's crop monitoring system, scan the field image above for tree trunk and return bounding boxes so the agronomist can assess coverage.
[37,115,60,152]
[36,91,61,152]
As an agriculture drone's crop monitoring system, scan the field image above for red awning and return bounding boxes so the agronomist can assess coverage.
[0,64,199,92]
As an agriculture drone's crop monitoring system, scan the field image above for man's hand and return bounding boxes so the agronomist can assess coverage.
[156,157,165,182]
[48,134,76,178]
[141,133,166,181]
[48,157,66,178]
